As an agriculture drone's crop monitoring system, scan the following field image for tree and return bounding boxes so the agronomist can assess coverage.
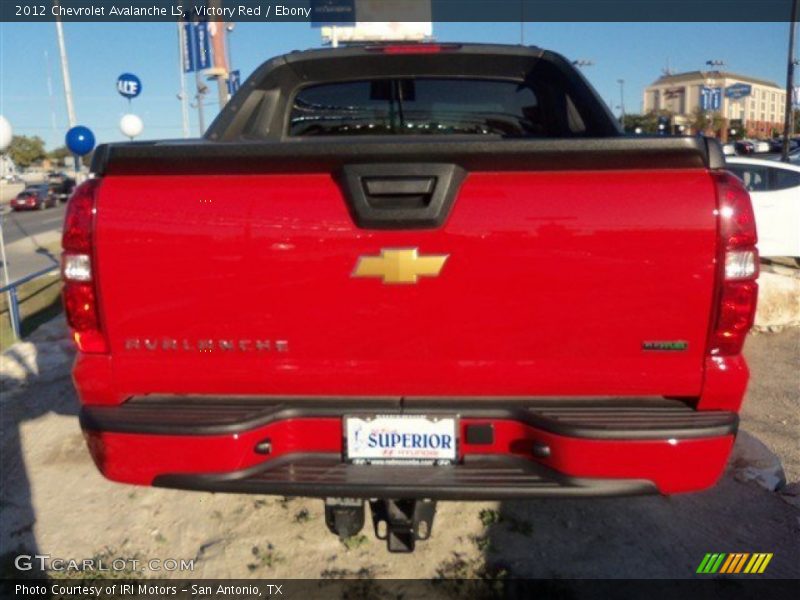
[48,145,71,163]
[6,135,46,168]
[690,108,725,136]
[621,110,673,134]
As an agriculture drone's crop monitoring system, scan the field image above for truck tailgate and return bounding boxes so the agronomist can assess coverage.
[95,168,717,398]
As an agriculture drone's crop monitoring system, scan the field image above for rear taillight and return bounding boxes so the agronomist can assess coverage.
[61,178,108,353]
[708,171,759,355]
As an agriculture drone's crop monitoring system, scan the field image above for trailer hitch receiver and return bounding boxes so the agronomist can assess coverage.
[324,497,365,539]
[369,499,437,553]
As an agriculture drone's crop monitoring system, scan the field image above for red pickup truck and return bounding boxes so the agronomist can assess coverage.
[63,44,758,552]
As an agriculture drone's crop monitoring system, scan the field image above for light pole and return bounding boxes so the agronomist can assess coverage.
[193,80,208,134]
[207,0,230,109]
[782,3,798,162]
[176,21,191,138]
[617,79,626,124]
[704,60,725,136]
[0,116,16,338]
[226,23,235,74]
[54,1,76,129]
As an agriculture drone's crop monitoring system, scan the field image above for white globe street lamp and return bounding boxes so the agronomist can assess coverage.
[0,115,12,151]
[119,114,143,141]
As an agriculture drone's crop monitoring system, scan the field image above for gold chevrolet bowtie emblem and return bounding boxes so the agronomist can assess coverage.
[352,248,448,284]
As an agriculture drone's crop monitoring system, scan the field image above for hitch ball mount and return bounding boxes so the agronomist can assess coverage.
[324,497,437,553]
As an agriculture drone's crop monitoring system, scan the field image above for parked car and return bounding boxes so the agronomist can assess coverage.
[722,142,736,156]
[48,171,77,202]
[768,138,800,154]
[65,43,758,552]
[751,139,771,154]
[10,184,57,211]
[734,139,754,155]
[726,157,800,259]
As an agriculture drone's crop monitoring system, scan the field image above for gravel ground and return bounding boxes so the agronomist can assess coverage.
[740,330,800,483]
[1,318,798,580]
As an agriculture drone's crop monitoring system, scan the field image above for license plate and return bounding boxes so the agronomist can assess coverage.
[344,415,457,465]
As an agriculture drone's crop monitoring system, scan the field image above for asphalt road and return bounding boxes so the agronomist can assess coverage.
[1,184,65,281]
[2,203,66,245]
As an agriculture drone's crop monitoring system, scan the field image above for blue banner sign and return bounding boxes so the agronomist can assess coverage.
[700,86,722,111]
[227,70,241,95]
[182,21,212,73]
[725,83,752,100]
[194,22,211,70]
[182,22,194,72]
[310,0,356,26]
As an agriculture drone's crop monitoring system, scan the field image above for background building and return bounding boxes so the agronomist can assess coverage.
[644,71,787,139]
[0,154,18,180]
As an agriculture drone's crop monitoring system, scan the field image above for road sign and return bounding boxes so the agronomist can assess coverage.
[725,83,752,100]
[116,73,142,99]
[227,70,241,95]
[182,22,212,73]
[311,0,356,26]
[700,86,722,111]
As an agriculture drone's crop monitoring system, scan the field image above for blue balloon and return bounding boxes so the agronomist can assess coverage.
[117,73,142,99]
[65,126,95,156]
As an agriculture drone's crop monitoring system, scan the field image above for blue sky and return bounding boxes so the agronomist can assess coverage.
[0,21,795,149]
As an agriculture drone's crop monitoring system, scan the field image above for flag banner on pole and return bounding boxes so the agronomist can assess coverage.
[182,22,195,72]
[194,22,212,70]
[227,70,241,95]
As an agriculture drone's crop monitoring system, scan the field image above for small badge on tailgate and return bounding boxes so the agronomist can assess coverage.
[642,340,688,351]
[352,248,448,284]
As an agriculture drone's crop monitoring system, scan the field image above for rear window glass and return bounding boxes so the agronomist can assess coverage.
[288,78,587,137]
[772,167,800,191]
[728,166,769,192]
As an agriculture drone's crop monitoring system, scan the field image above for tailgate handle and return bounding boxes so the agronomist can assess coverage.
[363,177,436,209]
[337,164,466,230]
[364,177,435,198]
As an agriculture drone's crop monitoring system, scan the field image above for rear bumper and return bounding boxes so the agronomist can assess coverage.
[80,397,737,497]
[154,454,658,500]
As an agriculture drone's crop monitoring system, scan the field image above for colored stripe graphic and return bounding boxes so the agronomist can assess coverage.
[744,553,773,574]
[733,553,750,573]
[697,553,726,574]
[720,553,749,573]
[719,554,736,573]
[699,553,773,574]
